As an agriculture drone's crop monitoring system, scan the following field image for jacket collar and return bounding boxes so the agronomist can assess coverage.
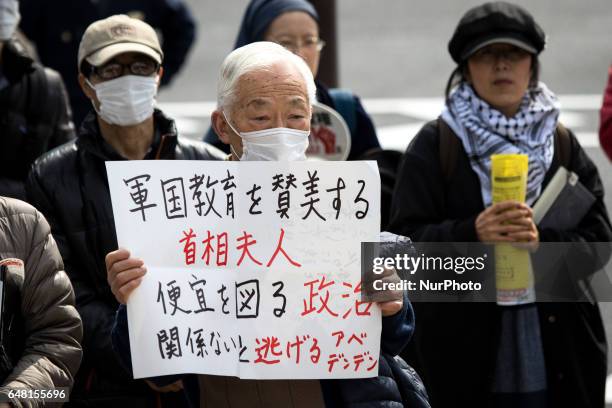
[1,40,35,83]
[76,108,179,161]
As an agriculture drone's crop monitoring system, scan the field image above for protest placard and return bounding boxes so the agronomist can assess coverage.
[106,160,381,379]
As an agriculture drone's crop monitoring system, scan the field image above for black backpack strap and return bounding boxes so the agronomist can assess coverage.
[554,122,572,168]
[438,117,459,183]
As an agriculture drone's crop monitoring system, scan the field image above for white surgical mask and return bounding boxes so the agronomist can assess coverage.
[0,0,20,41]
[223,112,310,161]
[87,75,158,126]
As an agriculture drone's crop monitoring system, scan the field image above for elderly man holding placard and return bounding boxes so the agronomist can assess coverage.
[107,42,427,408]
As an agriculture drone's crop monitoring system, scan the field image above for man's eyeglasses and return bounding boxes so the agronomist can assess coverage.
[90,60,160,81]
[273,37,326,53]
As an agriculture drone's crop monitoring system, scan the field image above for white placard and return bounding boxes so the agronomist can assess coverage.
[106,160,381,380]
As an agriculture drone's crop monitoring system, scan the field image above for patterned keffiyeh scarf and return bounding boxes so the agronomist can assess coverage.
[441,82,560,206]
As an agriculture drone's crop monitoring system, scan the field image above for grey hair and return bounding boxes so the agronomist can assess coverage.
[216,41,317,115]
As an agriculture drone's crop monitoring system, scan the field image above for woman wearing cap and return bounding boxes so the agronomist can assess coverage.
[388,2,611,408]
[203,0,381,161]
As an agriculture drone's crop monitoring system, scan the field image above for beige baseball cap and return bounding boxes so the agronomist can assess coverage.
[77,14,163,70]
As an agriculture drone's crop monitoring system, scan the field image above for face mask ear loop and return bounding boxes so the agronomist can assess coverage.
[222,111,244,160]
[222,111,242,137]
[229,144,243,161]
[84,78,102,115]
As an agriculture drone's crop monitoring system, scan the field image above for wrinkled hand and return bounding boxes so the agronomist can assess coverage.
[370,267,403,317]
[145,379,183,393]
[378,299,403,317]
[106,248,147,304]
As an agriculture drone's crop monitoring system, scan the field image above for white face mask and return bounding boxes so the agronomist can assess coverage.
[224,112,310,161]
[0,0,20,41]
[87,75,158,126]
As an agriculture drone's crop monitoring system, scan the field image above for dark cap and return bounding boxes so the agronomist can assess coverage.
[448,2,546,63]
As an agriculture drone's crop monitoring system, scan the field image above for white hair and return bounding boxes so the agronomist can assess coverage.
[216,41,317,115]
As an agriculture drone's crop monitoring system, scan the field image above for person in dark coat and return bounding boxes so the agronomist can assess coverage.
[388,2,612,408]
[18,0,197,125]
[25,15,221,406]
[203,0,380,160]
[0,0,75,201]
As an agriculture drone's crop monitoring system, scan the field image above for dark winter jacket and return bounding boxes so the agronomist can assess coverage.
[0,40,74,201]
[25,109,222,405]
[388,119,612,408]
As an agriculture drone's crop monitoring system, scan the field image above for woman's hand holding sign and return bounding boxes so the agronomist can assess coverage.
[475,200,539,250]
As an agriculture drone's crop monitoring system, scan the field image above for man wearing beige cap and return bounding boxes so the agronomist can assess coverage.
[25,14,221,406]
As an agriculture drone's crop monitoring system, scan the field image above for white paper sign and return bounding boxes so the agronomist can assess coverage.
[106,161,381,380]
